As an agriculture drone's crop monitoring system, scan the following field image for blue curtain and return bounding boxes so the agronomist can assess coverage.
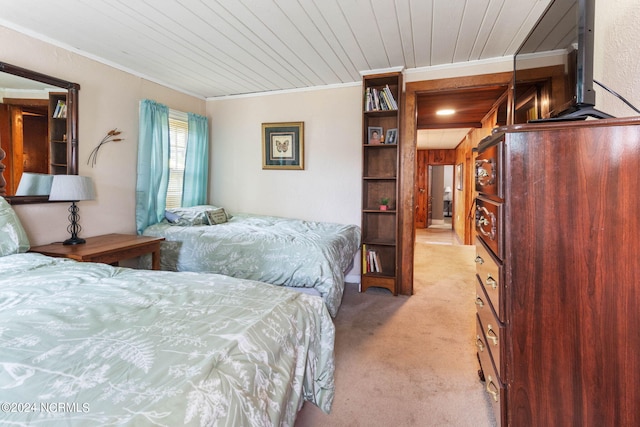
[136,99,170,234]
[181,112,209,207]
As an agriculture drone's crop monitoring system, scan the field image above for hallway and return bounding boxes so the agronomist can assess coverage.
[415,221,459,246]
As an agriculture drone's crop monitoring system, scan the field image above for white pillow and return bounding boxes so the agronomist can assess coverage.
[205,207,229,225]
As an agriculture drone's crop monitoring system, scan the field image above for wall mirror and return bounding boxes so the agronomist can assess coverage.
[0,61,79,204]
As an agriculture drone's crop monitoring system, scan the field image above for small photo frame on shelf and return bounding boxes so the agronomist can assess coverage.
[456,163,464,190]
[262,122,304,170]
[385,128,398,144]
[368,126,383,144]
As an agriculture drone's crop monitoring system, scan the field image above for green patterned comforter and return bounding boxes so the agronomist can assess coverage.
[143,214,361,317]
[0,253,335,426]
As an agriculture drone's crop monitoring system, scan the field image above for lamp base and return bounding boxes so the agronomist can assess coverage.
[63,201,86,245]
[63,236,86,245]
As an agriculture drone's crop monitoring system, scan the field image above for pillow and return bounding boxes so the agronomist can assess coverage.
[205,207,229,225]
[164,210,182,224]
[165,205,228,226]
[0,197,30,256]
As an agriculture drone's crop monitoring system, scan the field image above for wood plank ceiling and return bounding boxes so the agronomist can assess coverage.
[0,0,551,99]
[415,85,508,150]
[417,86,508,129]
[0,0,554,149]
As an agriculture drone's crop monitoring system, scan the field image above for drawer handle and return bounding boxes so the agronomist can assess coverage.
[476,336,485,352]
[475,158,496,187]
[476,206,497,241]
[486,275,497,289]
[475,255,484,264]
[475,296,484,308]
[486,375,500,402]
[486,325,498,345]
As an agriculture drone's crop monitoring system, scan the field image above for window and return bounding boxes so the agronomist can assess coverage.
[166,109,188,208]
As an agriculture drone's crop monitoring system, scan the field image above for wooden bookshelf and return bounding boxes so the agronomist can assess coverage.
[361,72,401,295]
[48,92,68,174]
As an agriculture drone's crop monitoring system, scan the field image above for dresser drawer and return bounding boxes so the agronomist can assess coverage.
[475,197,503,259]
[475,238,503,322]
[475,138,503,198]
[476,314,503,427]
[476,279,502,379]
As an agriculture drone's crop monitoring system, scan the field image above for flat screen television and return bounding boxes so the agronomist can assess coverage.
[512,0,611,122]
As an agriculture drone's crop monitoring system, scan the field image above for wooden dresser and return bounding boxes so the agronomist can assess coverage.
[474,117,640,427]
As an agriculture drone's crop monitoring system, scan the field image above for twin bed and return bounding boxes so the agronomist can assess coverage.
[142,206,361,317]
[0,198,338,426]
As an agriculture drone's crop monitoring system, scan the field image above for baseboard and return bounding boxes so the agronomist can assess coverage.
[345,273,361,284]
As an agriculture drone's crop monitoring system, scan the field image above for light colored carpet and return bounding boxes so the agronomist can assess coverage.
[295,242,496,427]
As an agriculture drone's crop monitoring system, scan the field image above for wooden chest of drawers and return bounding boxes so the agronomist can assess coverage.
[474,118,640,427]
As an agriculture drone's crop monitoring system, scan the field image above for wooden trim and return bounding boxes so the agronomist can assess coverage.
[2,98,49,108]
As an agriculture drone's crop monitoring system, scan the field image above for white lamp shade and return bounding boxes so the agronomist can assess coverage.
[48,175,96,201]
[444,186,452,193]
[15,173,54,196]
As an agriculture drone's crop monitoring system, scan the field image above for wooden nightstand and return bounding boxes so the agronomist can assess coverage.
[29,233,165,270]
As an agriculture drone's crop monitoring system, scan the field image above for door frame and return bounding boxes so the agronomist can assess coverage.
[428,163,455,228]
[415,153,456,229]
[398,71,513,295]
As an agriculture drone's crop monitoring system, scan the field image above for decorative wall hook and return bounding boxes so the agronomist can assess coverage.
[87,129,123,167]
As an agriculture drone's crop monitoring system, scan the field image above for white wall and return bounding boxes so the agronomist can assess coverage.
[594,0,640,117]
[207,85,362,227]
[1,25,205,245]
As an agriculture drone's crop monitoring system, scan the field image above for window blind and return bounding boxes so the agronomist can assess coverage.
[166,109,188,208]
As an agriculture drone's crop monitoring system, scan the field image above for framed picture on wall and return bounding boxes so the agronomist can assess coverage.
[262,122,304,170]
[456,163,463,190]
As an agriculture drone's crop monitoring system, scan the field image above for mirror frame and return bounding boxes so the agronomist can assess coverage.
[0,61,80,204]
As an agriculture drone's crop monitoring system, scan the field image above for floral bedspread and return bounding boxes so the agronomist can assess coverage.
[143,213,361,317]
[0,253,335,426]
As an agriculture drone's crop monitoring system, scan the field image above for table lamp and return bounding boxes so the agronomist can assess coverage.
[49,175,95,245]
[444,186,452,201]
[15,172,54,196]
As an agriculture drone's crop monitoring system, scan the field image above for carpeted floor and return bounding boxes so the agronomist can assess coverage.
[295,239,497,426]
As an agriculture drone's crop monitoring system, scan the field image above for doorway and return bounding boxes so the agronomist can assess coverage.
[428,165,453,230]
[398,71,513,296]
[414,149,456,227]
[415,159,457,245]
[416,165,460,245]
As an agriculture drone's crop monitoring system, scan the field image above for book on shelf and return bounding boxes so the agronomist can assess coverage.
[364,85,398,112]
[372,250,381,273]
[52,100,67,119]
[362,246,382,273]
[362,244,367,274]
[383,85,398,109]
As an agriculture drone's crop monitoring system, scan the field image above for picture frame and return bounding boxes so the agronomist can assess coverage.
[456,163,464,190]
[385,128,398,144]
[368,126,383,144]
[262,122,304,170]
